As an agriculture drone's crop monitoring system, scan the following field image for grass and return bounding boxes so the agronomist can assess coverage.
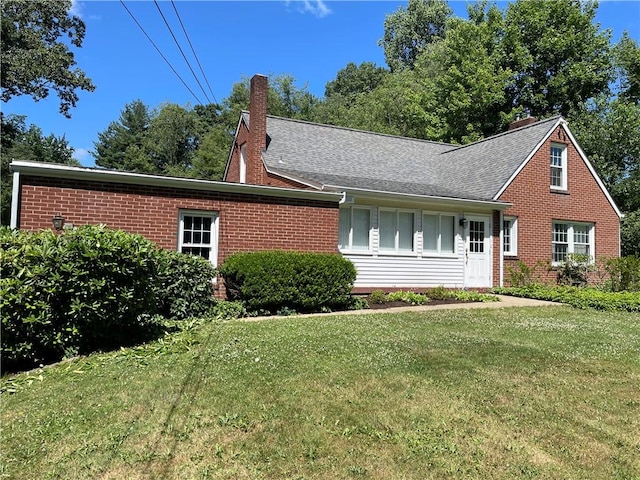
[2,306,639,479]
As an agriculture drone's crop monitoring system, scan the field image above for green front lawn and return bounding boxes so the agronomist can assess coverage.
[2,307,639,479]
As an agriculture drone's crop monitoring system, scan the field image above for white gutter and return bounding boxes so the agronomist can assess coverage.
[323,184,511,210]
[10,160,344,203]
[10,170,20,229]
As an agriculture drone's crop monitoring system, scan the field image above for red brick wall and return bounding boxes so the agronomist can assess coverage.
[497,124,620,285]
[18,175,340,296]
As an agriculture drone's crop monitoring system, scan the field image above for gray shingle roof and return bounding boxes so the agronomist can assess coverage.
[246,112,562,202]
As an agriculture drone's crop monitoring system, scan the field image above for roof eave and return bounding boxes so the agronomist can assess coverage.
[10,160,343,203]
[323,184,511,210]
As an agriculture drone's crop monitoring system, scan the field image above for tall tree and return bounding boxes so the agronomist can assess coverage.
[414,5,515,143]
[93,100,152,172]
[500,0,613,118]
[145,103,198,177]
[613,32,640,104]
[379,0,452,72]
[325,62,389,104]
[1,114,78,225]
[1,0,95,118]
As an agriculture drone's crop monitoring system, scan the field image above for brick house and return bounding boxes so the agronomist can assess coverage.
[9,162,343,295]
[10,73,621,292]
[224,74,622,290]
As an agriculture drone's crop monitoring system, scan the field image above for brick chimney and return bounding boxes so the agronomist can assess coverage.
[509,114,537,130]
[247,74,268,185]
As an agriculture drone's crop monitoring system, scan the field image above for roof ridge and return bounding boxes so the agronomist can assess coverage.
[259,112,458,148]
[443,115,563,153]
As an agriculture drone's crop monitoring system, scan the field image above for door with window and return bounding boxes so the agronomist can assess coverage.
[464,215,491,288]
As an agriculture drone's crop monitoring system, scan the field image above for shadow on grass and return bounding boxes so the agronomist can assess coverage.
[143,325,216,477]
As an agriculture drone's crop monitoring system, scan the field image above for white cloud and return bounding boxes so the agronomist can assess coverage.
[286,0,332,18]
[69,0,83,18]
[72,148,93,165]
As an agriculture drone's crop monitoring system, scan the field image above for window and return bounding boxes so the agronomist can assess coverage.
[552,221,594,263]
[550,143,567,190]
[239,144,247,183]
[423,213,455,255]
[503,216,518,256]
[339,207,371,252]
[179,211,218,265]
[379,209,415,253]
[469,220,485,253]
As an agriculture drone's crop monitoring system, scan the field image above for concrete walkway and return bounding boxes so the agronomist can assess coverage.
[325,294,559,317]
[240,295,560,322]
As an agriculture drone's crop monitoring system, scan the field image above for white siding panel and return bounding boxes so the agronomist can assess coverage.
[345,254,465,289]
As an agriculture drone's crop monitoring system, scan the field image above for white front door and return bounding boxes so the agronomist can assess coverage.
[464,216,492,288]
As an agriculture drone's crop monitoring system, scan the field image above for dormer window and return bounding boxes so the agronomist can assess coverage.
[550,143,567,190]
[239,143,247,184]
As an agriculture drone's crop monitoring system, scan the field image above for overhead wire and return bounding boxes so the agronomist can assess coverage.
[170,0,218,106]
[120,0,203,106]
[153,0,213,105]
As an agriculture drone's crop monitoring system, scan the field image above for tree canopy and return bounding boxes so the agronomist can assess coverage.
[1,0,95,118]
[1,114,78,225]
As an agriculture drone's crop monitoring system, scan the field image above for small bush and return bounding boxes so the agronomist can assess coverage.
[506,260,549,287]
[155,250,217,320]
[556,254,593,287]
[603,255,640,292]
[451,290,499,303]
[386,290,429,305]
[210,301,247,321]
[368,290,388,304]
[425,286,449,300]
[218,251,357,314]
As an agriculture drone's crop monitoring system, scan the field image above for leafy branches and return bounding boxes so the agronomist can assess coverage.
[1,0,95,118]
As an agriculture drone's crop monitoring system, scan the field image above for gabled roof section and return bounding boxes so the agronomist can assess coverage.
[250,113,563,203]
[440,116,562,199]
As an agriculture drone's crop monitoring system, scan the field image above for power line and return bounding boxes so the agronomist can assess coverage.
[120,0,203,106]
[153,0,212,105]
[170,0,218,106]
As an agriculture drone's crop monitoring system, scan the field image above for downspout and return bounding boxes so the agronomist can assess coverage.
[10,170,20,229]
[499,211,504,287]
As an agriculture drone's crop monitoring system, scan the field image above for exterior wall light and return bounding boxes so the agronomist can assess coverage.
[459,217,468,228]
[52,214,65,231]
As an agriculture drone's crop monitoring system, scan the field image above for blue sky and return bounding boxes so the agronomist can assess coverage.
[2,0,639,167]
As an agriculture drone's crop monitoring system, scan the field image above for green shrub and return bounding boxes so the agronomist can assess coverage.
[386,290,429,305]
[368,289,388,304]
[154,250,217,320]
[451,290,499,303]
[603,255,640,292]
[210,301,247,321]
[1,225,161,371]
[425,286,449,300]
[218,251,357,314]
[493,285,640,312]
[506,260,549,287]
[556,254,593,287]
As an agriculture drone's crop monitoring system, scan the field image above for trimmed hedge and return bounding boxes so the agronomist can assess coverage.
[219,251,357,314]
[1,225,217,372]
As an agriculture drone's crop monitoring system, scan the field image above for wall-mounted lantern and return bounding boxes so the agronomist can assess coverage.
[52,214,65,231]
[459,217,468,228]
